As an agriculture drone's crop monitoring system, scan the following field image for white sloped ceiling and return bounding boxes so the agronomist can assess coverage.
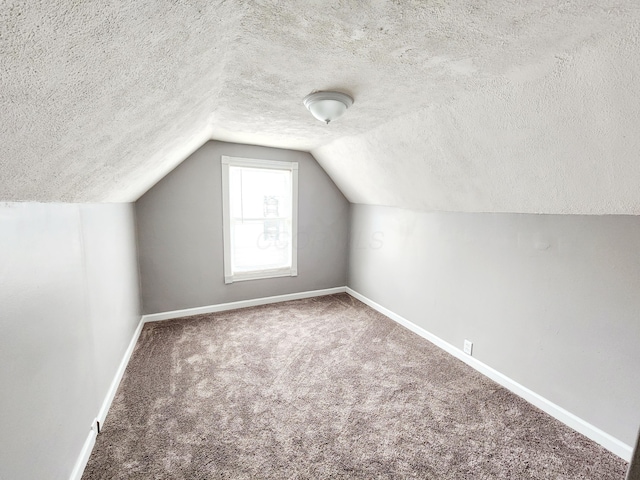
[1,1,639,213]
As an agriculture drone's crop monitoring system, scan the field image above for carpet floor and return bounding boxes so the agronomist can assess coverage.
[82,294,627,479]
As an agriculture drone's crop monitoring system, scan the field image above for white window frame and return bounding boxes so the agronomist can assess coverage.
[221,155,298,284]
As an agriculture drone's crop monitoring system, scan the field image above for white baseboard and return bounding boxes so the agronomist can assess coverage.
[68,423,97,480]
[69,316,145,480]
[142,286,347,323]
[70,285,630,480]
[97,317,146,426]
[345,287,633,462]
[71,286,348,479]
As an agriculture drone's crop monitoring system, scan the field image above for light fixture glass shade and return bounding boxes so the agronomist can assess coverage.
[303,91,353,124]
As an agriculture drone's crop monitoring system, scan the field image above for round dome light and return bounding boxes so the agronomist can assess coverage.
[303,91,354,124]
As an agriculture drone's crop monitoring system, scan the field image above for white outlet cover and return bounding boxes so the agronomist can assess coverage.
[463,340,473,356]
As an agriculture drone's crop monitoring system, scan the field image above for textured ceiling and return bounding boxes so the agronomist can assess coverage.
[1,1,639,213]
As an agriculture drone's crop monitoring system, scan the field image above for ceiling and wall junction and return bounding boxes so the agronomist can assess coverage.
[1,1,638,214]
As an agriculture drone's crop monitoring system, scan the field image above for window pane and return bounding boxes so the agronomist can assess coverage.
[228,166,292,273]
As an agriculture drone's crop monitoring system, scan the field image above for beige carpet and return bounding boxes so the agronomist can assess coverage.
[83,294,627,479]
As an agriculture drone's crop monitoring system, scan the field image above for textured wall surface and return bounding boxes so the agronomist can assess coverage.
[136,141,349,314]
[1,1,639,213]
[0,202,141,480]
[349,204,640,447]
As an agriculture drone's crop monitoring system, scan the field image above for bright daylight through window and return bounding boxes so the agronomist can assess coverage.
[221,156,298,284]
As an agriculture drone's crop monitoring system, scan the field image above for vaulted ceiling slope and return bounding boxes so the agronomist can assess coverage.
[1,1,639,213]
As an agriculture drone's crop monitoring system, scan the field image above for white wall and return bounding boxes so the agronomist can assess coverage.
[0,203,141,480]
[349,204,640,447]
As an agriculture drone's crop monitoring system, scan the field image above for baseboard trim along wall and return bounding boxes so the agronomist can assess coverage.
[97,318,146,426]
[69,317,145,480]
[345,287,633,461]
[68,428,97,480]
[70,285,631,480]
[70,286,347,480]
[141,287,348,323]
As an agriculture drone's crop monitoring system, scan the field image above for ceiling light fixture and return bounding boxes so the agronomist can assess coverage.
[303,91,353,124]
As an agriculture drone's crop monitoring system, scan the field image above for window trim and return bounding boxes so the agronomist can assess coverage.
[221,155,298,284]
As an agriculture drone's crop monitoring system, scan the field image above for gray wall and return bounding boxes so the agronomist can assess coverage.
[0,202,141,480]
[349,204,640,447]
[136,141,349,314]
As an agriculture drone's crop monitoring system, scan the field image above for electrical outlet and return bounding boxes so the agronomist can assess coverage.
[463,340,473,356]
[91,418,101,434]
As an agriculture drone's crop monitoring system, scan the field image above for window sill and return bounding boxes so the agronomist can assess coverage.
[224,267,298,284]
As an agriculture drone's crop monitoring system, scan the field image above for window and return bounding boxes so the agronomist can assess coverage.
[221,156,298,284]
